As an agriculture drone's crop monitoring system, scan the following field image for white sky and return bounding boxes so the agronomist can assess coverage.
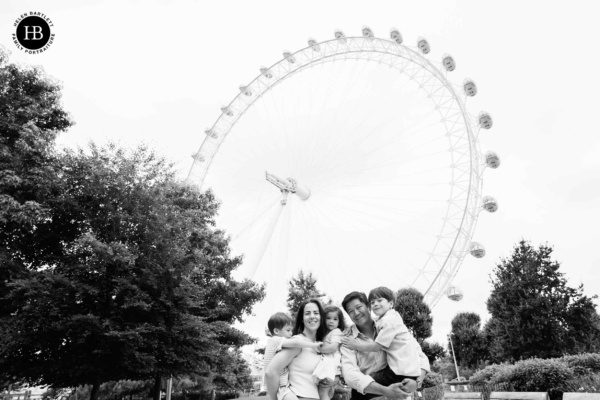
[2,0,599,348]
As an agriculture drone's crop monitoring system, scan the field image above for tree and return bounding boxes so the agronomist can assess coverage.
[286,270,326,316]
[449,312,487,368]
[485,240,600,362]
[0,143,265,399]
[394,287,433,342]
[0,46,73,316]
[420,340,446,364]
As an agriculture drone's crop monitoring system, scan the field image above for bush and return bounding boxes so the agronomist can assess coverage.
[561,372,600,393]
[423,372,444,388]
[469,363,515,386]
[509,358,574,392]
[560,353,600,375]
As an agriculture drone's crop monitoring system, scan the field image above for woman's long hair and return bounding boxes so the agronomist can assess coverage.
[293,298,328,341]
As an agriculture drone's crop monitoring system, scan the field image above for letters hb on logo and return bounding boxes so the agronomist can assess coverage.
[16,16,51,50]
[23,26,44,40]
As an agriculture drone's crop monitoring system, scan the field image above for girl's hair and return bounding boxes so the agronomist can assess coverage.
[293,298,328,341]
[324,305,346,332]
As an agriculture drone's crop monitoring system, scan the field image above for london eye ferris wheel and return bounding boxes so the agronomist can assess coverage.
[187,26,500,334]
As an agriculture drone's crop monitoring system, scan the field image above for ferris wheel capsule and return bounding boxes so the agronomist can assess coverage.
[362,26,374,38]
[442,54,456,71]
[205,128,217,139]
[390,28,403,44]
[239,85,252,96]
[463,79,477,97]
[485,151,501,168]
[260,67,273,79]
[446,285,463,301]
[482,196,498,213]
[220,106,233,116]
[478,111,493,129]
[469,242,486,258]
[283,50,296,63]
[334,29,347,42]
[307,38,320,51]
[417,37,430,54]
[191,152,205,162]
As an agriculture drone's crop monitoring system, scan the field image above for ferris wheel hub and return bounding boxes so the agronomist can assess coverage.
[265,171,311,201]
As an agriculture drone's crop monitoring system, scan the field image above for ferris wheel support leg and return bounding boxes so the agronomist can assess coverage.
[245,191,289,280]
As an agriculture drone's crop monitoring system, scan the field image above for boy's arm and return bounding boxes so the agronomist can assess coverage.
[281,338,321,351]
[341,337,383,352]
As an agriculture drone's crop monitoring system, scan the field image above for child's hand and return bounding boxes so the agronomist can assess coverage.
[340,337,359,350]
[311,341,323,352]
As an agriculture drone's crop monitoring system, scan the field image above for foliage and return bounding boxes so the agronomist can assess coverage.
[560,353,600,375]
[450,312,488,368]
[211,349,254,391]
[485,240,600,362]
[422,371,444,388]
[394,287,433,342]
[0,46,73,316]
[561,372,600,393]
[432,356,458,381]
[286,270,326,316]
[421,341,447,364]
[509,358,574,392]
[0,143,264,398]
[468,363,515,386]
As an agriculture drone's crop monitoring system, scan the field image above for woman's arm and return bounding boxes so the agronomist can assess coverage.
[265,348,301,400]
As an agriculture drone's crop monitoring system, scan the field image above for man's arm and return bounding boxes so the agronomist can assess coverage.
[340,342,410,398]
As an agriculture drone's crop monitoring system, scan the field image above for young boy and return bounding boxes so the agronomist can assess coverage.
[341,286,421,386]
[264,312,322,400]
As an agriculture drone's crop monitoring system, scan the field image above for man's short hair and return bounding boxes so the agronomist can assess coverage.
[342,291,369,313]
[267,312,293,335]
[368,286,395,303]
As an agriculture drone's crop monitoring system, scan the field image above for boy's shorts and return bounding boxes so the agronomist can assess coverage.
[277,385,294,400]
[370,365,418,387]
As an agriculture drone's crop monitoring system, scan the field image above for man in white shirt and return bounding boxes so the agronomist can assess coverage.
[340,291,430,400]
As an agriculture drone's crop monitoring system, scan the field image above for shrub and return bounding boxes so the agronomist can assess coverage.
[423,372,444,388]
[560,353,600,375]
[561,372,600,393]
[509,358,574,392]
[469,363,515,386]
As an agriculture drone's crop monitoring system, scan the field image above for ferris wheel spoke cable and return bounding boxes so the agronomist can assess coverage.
[307,199,399,291]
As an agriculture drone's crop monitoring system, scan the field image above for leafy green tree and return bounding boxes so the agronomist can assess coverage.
[449,312,487,368]
[485,240,600,362]
[420,340,446,364]
[0,46,73,314]
[0,143,264,400]
[394,287,433,342]
[286,270,326,316]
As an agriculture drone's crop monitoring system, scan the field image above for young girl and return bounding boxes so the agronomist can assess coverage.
[312,305,347,400]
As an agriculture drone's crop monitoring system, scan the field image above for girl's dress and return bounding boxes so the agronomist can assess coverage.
[312,328,344,382]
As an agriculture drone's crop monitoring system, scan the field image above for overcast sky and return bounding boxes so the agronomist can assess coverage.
[2,0,599,348]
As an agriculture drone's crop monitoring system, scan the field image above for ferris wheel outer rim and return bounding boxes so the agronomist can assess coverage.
[187,34,487,306]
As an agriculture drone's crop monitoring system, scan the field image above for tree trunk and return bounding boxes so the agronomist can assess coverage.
[152,375,162,400]
[90,382,100,400]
